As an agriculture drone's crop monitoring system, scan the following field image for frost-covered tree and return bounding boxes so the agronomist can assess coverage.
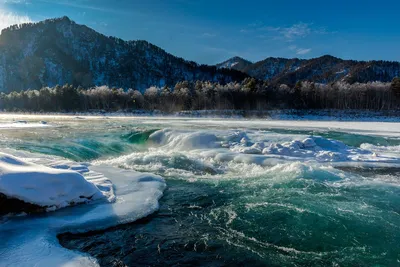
[0,80,398,112]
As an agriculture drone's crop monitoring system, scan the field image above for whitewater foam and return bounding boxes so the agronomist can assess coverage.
[98,129,400,181]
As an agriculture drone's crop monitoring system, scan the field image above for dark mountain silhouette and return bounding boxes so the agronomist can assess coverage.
[218,55,400,85]
[0,16,399,93]
[0,16,247,92]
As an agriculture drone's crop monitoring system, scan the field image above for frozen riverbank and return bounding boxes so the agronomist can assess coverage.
[0,150,166,267]
[1,109,400,122]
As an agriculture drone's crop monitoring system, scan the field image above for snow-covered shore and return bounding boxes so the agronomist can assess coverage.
[0,153,114,214]
[0,150,166,266]
[1,109,400,122]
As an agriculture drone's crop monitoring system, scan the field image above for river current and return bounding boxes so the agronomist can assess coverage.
[0,115,399,266]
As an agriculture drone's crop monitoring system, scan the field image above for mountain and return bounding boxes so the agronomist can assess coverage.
[0,16,398,93]
[0,17,247,93]
[216,56,253,72]
[217,55,400,85]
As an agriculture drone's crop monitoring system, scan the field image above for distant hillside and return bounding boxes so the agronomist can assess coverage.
[216,56,253,72]
[0,17,247,92]
[0,16,399,93]
[217,55,400,85]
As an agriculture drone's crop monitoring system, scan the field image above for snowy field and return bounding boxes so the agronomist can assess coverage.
[0,114,399,266]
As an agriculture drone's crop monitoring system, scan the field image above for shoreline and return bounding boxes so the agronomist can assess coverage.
[0,109,400,122]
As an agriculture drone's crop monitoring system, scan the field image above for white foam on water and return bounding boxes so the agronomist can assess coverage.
[360,143,400,160]
[99,129,400,181]
[148,128,220,150]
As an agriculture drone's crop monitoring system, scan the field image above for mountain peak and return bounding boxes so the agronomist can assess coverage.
[0,16,76,37]
[216,56,253,71]
[60,16,72,21]
[42,16,73,24]
[231,56,251,62]
[318,54,341,61]
[0,17,247,92]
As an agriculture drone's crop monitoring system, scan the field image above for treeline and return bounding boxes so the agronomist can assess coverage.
[1,78,400,112]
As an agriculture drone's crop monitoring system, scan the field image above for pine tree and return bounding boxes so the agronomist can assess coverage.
[391,77,400,97]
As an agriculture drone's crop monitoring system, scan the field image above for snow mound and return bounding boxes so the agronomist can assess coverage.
[0,153,109,211]
[0,150,166,266]
[0,163,166,267]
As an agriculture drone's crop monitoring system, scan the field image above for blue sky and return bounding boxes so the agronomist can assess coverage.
[1,0,400,64]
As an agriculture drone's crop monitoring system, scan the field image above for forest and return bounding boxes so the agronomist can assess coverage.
[1,78,400,112]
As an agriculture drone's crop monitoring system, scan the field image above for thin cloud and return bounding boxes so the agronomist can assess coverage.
[289,45,312,55]
[243,21,332,42]
[0,10,32,31]
[259,26,281,32]
[296,48,312,55]
[281,23,311,40]
[200,32,217,38]
[264,22,312,41]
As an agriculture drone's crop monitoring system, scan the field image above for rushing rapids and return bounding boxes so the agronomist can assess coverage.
[0,115,399,266]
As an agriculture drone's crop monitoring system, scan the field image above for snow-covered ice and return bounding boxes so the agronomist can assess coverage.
[0,153,108,210]
[0,121,51,129]
[0,151,166,267]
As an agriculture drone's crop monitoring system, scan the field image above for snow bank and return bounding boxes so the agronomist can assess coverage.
[0,121,51,129]
[174,109,400,121]
[0,153,109,211]
[267,109,400,122]
[0,151,166,267]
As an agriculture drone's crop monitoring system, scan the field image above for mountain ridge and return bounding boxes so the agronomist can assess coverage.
[0,16,247,92]
[217,55,400,85]
[0,16,399,93]
[216,56,253,72]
